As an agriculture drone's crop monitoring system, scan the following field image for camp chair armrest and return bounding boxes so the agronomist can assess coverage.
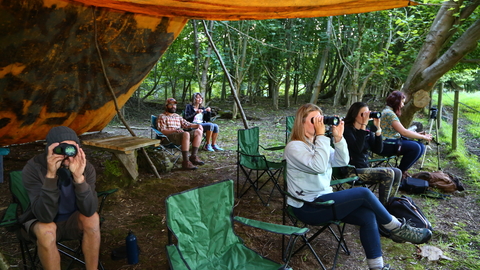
[0,203,19,227]
[236,151,266,159]
[331,176,359,186]
[260,145,285,151]
[234,216,309,236]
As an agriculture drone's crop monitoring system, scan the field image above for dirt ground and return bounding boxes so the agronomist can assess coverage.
[0,98,479,270]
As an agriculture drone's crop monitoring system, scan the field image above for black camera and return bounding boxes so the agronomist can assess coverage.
[429,107,438,119]
[53,143,77,157]
[312,116,340,126]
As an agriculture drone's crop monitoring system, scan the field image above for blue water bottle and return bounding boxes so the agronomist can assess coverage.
[126,230,139,264]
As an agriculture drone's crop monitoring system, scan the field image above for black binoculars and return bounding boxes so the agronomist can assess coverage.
[362,111,381,118]
[53,143,78,157]
[311,116,340,126]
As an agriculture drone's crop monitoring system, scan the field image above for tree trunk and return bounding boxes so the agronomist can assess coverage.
[401,0,480,126]
[310,17,333,104]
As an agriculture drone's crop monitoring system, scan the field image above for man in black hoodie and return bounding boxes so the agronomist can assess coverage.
[22,126,99,270]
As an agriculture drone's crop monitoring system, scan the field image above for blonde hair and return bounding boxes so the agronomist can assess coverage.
[290,103,323,144]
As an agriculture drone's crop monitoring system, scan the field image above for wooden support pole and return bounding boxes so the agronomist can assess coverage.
[452,90,459,150]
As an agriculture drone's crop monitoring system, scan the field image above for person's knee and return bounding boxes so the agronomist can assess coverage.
[194,128,203,138]
[79,213,100,232]
[34,222,57,246]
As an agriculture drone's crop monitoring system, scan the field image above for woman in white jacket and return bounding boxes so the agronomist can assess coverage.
[284,103,432,270]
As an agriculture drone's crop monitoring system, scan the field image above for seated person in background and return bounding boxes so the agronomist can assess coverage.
[380,91,432,179]
[343,102,402,205]
[184,92,224,152]
[158,98,205,170]
[22,126,100,270]
[284,103,431,270]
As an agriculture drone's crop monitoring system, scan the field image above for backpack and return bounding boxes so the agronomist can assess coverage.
[400,177,429,194]
[412,171,464,193]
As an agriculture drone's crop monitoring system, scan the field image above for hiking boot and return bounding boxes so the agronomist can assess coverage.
[182,160,197,170]
[370,264,391,270]
[189,155,205,166]
[212,144,224,151]
[204,144,214,152]
[390,218,432,244]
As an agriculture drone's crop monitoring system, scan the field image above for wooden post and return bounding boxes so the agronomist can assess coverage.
[437,83,443,129]
[452,90,459,150]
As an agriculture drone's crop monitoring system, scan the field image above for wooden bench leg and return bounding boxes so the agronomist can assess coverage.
[113,151,138,180]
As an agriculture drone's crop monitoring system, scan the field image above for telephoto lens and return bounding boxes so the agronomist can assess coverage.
[53,143,78,157]
[369,111,382,119]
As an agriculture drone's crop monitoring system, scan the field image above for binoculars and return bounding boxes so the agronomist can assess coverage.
[362,111,381,118]
[311,116,340,126]
[53,143,78,157]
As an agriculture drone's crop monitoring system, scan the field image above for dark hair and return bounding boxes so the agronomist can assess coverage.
[192,92,203,106]
[386,91,406,116]
[344,102,368,126]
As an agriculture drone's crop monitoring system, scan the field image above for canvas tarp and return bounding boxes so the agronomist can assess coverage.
[0,0,417,146]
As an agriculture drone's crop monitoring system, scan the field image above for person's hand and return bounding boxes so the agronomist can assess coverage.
[46,143,65,178]
[176,128,184,133]
[312,115,326,136]
[332,120,344,142]
[205,107,211,112]
[422,133,433,142]
[360,110,370,127]
[373,117,381,129]
[66,144,86,183]
[197,109,203,114]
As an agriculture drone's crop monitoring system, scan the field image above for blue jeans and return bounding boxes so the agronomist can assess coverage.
[292,187,392,259]
[381,138,425,172]
[199,122,219,133]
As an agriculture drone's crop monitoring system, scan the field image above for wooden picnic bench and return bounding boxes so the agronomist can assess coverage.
[82,135,160,180]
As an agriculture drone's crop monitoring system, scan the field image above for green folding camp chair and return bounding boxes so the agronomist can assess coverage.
[150,115,182,167]
[285,116,295,144]
[0,171,117,270]
[237,127,285,206]
[281,166,358,270]
[165,179,308,270]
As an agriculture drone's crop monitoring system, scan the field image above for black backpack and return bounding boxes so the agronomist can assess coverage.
[379,195,432,237]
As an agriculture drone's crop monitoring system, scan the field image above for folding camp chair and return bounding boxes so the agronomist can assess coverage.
[285,116,295,144]
[165,179,308,270]
[150,115,182,167]
[237,127,285,206]
[281,166,358,270]
[0,171,117,270]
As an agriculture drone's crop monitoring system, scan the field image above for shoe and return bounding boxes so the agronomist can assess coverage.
[189,155,205,166]
[204,144,214,152]
[370,264,391,270]
[182,160,197,170]
[390,218,432,244]
[212,144,224,151]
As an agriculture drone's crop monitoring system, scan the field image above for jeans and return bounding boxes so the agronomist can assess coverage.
[381,138,425,172]
[292,187,392,259]
[199,122,219,133]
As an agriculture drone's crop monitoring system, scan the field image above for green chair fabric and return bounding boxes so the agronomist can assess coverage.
[0,171,117,270]
[165,179,307,270]
[285,116,295,144]
[237,127,285,206]
[150,114,182,167]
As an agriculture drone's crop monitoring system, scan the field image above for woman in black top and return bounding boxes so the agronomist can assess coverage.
[343,102,401,205]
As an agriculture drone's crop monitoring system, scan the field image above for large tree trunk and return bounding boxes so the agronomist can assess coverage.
[310,17,333,104]
[401,0,480,126]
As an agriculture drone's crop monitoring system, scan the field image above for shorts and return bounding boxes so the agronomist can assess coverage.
[165,130,196,146]
[24,211,82,241]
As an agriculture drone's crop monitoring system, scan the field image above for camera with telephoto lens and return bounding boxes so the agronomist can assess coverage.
[311,116,340,126]
[429,107,438,119]
[369,111,382,119]
[53,143,77,157]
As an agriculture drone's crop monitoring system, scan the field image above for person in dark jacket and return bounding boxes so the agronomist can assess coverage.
[184,92,223,152]
[343,102,402,205]
[22,126,100,270]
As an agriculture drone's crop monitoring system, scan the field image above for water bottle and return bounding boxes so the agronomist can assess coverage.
[126,230,139,264]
